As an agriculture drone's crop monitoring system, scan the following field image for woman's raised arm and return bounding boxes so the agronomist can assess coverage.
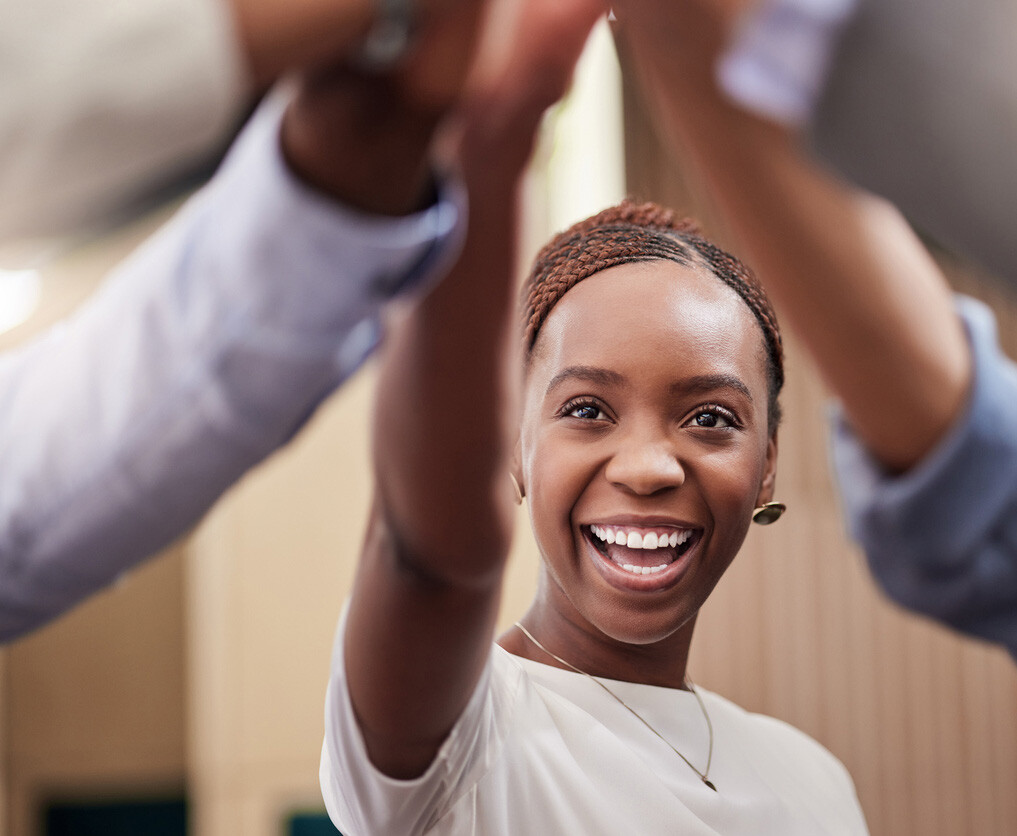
[339,0,604,779]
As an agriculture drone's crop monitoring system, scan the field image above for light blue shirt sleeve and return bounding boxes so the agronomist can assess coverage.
[0,88,466,642]
[831,296,1017,657]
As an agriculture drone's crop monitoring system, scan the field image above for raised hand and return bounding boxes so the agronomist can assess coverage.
[280,0,488,214]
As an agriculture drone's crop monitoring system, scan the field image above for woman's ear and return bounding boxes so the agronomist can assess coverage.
[754,431,779,507]
[509,437,526,504]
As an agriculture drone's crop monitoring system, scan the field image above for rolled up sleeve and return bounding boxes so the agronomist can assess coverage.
[831,296,1017,656]
[0,88,466,641]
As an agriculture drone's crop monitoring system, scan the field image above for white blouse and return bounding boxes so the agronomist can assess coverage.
[321,616,869,835]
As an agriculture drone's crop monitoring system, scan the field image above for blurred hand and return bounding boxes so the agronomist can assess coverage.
[449,0,606,174]
[609,0,757,91]
[607,0,792,158]
[228,0,375,86]
[279,0,605,213]
[280,0,488,214]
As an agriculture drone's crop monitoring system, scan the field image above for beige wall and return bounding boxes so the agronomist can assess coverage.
[1,650,7,834]
[186,373,375,835]
[4,549,187,834]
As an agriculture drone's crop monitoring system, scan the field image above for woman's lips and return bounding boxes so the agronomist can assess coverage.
[582,524,700,590]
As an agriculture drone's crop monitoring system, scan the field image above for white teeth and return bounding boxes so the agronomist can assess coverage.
[621,563,669,575]
[590,525,693,550]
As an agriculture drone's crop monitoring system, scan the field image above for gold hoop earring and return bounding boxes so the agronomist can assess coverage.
[509,473,525,505]
[752,501,786,525]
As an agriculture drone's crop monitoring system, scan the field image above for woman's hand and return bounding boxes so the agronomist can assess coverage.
[454,0,606,164]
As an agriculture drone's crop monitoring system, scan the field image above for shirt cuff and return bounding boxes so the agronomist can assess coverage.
[197,84,467,376]
[718,0,858,127]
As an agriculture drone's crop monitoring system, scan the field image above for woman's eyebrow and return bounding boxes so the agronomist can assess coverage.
[545,365,624,396]
[672,374,753,401]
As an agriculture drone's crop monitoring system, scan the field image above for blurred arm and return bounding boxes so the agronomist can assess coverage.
[612,0,970,473]
[0,61,466,642]
[612,2,1017,654]
[0,0,402,241]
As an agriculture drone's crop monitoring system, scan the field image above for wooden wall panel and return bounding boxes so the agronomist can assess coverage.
[1,650,7,835]
[621,55,1017,836]
[4,548,187,835]
[186,370,377,836]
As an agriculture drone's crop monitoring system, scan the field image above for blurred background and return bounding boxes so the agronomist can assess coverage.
[1,20,1016,836]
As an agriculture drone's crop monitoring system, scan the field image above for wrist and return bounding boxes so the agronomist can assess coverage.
[351,0,417,72]
[229,0,376,86]
[455,99,544,180]
[281,76,440,216]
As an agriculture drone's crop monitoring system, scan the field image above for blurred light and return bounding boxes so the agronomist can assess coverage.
[0,268,42,335]
[547,18,626,231]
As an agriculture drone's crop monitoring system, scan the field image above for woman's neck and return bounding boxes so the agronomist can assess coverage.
[498,603,696,690]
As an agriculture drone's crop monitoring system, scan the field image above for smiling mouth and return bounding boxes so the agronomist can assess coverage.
[585,524,698,576]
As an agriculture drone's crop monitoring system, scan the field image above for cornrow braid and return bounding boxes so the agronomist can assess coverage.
[522,199,784,429]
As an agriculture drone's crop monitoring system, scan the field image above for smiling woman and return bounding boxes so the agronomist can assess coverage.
[511,303,766,662]
[322,197,868,833]
[318,3,868,834]
[509,205,782,668]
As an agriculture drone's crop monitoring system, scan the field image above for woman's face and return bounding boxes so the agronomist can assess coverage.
[517,259,777,653]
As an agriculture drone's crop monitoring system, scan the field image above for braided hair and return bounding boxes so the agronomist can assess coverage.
[522,200,784,430]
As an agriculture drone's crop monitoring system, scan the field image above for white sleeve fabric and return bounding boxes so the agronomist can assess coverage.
[717,0,857,126]
[0,0,249,241]
[320,613,518,836]
[0,89,466,642]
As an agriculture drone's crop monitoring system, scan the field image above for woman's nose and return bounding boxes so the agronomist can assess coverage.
[603,432,685,495]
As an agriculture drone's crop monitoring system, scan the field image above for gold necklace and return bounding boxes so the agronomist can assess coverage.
[514,621,717,792]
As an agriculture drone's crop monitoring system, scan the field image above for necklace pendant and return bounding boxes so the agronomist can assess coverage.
[514,621,718,795]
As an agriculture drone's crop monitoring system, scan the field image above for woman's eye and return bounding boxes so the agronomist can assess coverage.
[563,400,606,421]
[690,407,735,429]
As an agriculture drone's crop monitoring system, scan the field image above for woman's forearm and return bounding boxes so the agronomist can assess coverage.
[370,147,522,585]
